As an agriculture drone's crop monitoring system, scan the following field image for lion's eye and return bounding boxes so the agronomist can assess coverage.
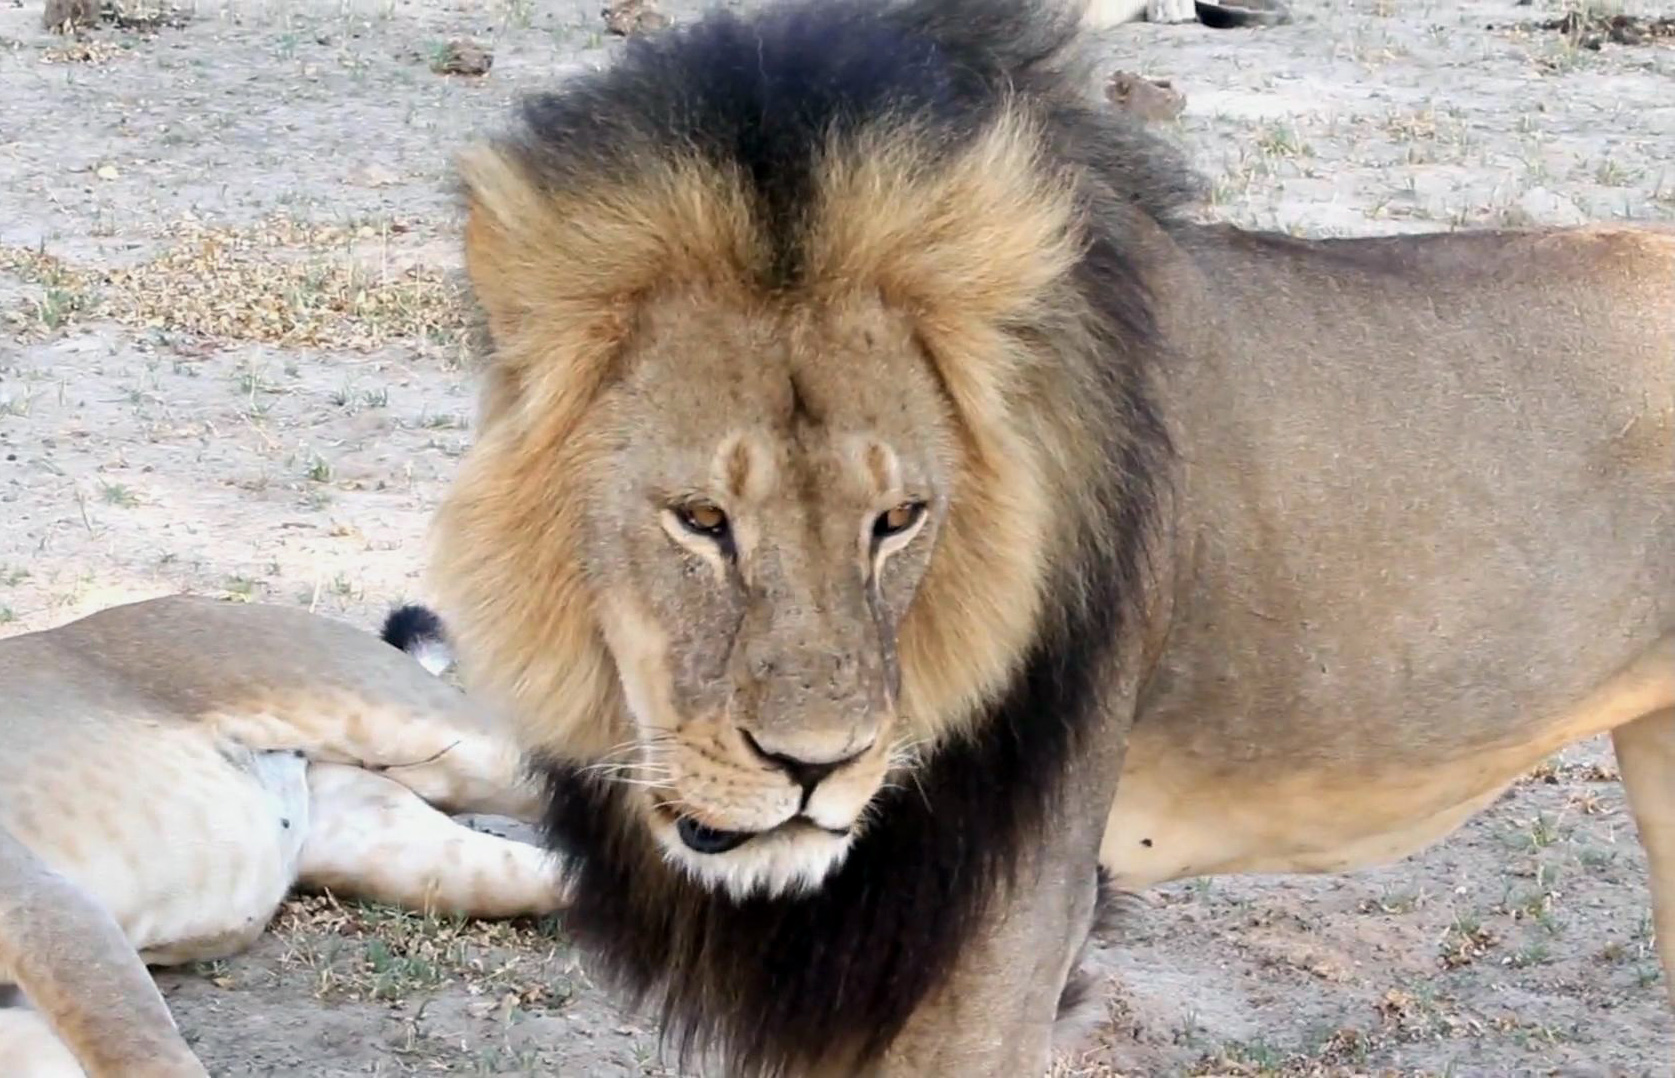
[677,502,730,539]
[873,501,926,541]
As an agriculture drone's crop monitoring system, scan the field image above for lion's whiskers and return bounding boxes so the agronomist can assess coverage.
[583,763,676,791]
[651,795,698,819]
[887,734,933,768]
[591,733,675,765]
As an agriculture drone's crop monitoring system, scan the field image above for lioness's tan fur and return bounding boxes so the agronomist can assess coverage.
[0,596,562,1076]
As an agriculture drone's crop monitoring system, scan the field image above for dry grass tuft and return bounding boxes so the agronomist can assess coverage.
[266,892,575,1006]
[0,246,97,332]
[41,39,129,63]
[106,218,468,348]
[1181,1026,1386,1077]
[2,216,468,349]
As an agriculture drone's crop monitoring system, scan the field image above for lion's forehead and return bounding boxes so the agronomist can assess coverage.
[622,290,936,423]
[609,294,952,502]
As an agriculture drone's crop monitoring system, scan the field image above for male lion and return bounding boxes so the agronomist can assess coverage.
[0,597,562,1076]
[427,0,1675,1073]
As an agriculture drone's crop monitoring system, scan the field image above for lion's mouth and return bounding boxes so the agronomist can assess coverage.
[662,806,849,856]
[675,817,756,855]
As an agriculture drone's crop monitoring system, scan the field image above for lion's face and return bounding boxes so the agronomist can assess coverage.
[443,115,1080,904]
[579,291,956,897]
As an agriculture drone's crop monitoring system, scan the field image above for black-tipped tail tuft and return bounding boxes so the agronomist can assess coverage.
[381,604,454,676]
[381,603,446,651]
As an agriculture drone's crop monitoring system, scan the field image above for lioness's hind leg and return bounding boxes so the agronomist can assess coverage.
[0,827,205,1077]
[216,703,543,823]
[1612,707,1675,1009]
[297,763,564,919]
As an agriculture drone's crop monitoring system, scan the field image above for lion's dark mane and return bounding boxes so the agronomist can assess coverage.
[514,0,1195,1073]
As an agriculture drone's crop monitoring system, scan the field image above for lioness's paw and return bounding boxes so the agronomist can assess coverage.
[1147,0,1198,22]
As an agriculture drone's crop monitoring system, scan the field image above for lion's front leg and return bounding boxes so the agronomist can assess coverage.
[880,870,1097,1075]
[872,782,1112,1077]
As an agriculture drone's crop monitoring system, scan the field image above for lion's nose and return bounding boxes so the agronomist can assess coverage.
[740,729,872,806]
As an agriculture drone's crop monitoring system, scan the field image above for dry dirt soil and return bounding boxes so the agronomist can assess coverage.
[2,0,1674,1074]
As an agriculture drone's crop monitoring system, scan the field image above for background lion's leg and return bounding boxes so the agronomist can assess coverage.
[1080,0,1197,26]
[1612,706,1675,1010]
[1146,0,1198,22]
[9,738,309,973]
[136,747,310,968]
[40,0,94,32]
[296,763,564,920]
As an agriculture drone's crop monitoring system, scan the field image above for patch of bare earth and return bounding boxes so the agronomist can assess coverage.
[2,0,1672,1073]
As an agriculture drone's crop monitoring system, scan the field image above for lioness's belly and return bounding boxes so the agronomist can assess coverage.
[0,716,307,964]
[1101,633,1675,890]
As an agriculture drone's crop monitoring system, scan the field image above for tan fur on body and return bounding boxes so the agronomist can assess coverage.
[0,596,562,1075]
[427,0,1675,1072]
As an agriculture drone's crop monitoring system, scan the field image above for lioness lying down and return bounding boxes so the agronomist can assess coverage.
[0,597,561,1076]
[417,0,1675,1073]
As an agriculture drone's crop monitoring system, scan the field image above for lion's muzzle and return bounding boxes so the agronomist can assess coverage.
[668,731,876,857]
[739,728,873,808]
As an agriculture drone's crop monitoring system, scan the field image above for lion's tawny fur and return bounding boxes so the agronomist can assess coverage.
[429,0,1184,1071]
[425,0,1675,1075]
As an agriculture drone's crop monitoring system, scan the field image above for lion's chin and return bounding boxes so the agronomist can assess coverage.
[649,811,857,901]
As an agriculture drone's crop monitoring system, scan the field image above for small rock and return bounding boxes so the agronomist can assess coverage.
[1105,71,1186,124]
[95,164,120,180]
[430,38,493,77]
[603,0,669,36]
[1609,19,1645,46]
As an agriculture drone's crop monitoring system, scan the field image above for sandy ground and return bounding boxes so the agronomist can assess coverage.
[2,0,1673,1073]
